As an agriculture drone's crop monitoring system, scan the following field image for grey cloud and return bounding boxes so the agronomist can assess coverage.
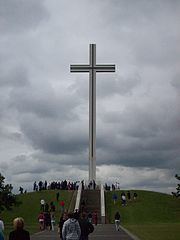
[171,74,180,90]
[94,0,180,66]
[70,73,141,101]
[0,0,49,33]
[0,66,29,87]
[10,80,81,119]
[97,74,141,97]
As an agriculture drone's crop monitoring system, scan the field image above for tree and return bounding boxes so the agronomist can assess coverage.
[172,174,180,197]
[0,173,20,213]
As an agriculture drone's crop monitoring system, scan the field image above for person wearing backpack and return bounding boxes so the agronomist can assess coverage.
[79,213,94,240]
[62,212,81,240]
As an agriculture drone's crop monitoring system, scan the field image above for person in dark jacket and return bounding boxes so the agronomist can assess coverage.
[114,211,121,231]
[9,217,30,240]
[79,213,94,240]
[58,212,68,239]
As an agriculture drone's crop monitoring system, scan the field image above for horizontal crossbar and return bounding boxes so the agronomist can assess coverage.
[70,64,115,73]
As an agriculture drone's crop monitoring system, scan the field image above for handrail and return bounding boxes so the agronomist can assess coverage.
[74,183,82,212]
[101,184,105,223]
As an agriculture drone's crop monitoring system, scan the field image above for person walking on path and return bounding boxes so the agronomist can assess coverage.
[79,213,94,240]
[38,212,44,230]
[62,212,81,240]
[58,212,68,239]
[114,211,121,231]
[87,213,92,223]
[9,217,30,240]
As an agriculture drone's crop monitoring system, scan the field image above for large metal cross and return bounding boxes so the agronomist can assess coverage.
[70,44,115,182]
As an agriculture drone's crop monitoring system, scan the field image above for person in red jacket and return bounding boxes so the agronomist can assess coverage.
[38,212,44,230]
[59,200,65,213]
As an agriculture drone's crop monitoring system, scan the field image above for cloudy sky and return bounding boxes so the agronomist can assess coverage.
[0,0,180,193]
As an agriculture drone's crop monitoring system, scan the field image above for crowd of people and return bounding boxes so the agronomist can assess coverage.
[104,182,120,191]
[37,209,95,239]
[0,210,95,240]
[33,180,80,191]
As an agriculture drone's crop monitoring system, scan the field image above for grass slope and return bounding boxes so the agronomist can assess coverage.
[105,190,180,240]
[1,190,75,238]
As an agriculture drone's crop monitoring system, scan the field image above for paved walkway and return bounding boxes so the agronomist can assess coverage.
[90,224,138,240]
[31,224,139,240]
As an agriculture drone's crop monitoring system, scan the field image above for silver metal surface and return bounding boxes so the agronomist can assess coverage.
[70,44,115,181]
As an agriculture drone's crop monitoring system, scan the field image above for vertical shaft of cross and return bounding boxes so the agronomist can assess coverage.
[70,44,115,183]
[89,44,96,181]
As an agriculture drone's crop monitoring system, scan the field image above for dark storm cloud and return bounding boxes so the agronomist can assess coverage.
[9,78,89,154]
[0,0,49,33]
[19,114,88,154]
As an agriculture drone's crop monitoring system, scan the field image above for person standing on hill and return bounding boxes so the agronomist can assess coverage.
[121,192,126,206]
[62,212,81,240]
[9,217,30,240]
[56,192,60,202]
[127,191,131,201]
[133,192,138,200]
[114,211,121,231]
[40,199,45,211]
[60,200,65,213]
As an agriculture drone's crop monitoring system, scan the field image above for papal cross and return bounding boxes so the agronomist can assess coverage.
[70,44,115,182]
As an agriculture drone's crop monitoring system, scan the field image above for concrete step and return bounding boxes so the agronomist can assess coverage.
[80,189,101,223]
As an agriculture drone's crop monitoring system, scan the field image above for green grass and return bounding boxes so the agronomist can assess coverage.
[124,223,180,240]
[105,190,180,240]
[1,190,75,239]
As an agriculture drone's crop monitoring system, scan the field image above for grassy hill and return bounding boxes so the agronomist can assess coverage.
[105,190,180,240]
[1,190,76,239]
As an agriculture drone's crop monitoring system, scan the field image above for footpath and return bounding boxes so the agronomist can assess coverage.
[31,224,139,240]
